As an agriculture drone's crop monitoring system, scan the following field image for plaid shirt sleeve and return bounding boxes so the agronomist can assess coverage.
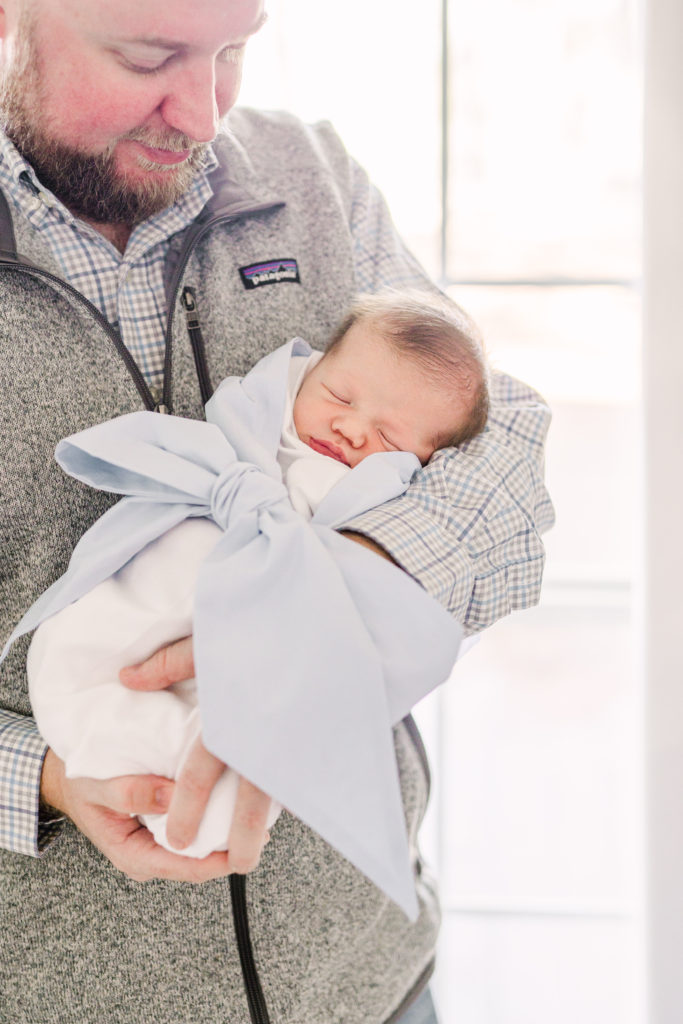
[0,709,63,855]
[345,161,555,633]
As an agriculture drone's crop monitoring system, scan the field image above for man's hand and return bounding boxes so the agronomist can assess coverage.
[40,747,231,882]
[120,637,272,874]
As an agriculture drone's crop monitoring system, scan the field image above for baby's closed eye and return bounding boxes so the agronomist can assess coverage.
[377,430,399,451]
[324,384,350,404]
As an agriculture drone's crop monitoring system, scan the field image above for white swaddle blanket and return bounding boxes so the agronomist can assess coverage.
[28,350,347,858]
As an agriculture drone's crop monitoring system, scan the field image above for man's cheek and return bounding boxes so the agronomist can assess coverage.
[51,80,149,149]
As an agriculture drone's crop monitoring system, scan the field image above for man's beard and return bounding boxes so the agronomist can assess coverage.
[4,123,209,226]
[0,21,209,226]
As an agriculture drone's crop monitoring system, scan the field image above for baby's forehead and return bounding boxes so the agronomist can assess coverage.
[330,325,412,371]
[333,330,448,395]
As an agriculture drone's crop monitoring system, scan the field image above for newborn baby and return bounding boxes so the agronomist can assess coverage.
[28,289,489,858]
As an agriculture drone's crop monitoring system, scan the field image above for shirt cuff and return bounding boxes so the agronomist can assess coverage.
[341,489,546,636]
[0,710,63,856]
[341,500,476,620]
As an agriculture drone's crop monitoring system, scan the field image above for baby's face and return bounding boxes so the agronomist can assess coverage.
[293,322,466,468]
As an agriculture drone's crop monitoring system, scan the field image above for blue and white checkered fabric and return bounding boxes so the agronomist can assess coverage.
[0,130,554,857]
[344,372,554,631]
[0,714,61,855]
[348,161,436,295]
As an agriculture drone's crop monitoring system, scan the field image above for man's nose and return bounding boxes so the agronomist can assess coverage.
[159,62,220,143]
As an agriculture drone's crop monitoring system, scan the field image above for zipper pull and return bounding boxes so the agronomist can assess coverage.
[149,384,169,414]
[181,285,200,330]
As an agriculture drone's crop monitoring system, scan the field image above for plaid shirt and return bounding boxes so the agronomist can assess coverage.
[0,128,554,857]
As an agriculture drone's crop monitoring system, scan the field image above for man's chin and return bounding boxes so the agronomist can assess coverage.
[93,145,208,224]
[47,149,201,226]
[113,167,201,224]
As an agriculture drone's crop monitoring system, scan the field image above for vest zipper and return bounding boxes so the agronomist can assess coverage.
[161,200,284,412]
[148,385,169,414]
[230,874,271,1024]
[170,213,283,1024]
[180,285,213,405]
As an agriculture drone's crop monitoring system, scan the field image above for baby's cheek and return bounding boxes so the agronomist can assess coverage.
[292,397,304,435]
[292,395,316,440]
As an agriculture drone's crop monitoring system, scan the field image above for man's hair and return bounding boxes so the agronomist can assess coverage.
[326,289,490,448]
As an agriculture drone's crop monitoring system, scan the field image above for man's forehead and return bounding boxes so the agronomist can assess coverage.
[53,0,266,46]
[112,7,267,46]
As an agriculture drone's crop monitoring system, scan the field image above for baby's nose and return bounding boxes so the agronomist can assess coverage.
[333,414,366,447]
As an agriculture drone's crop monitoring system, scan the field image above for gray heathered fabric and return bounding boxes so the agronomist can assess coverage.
[0,110,439,1023]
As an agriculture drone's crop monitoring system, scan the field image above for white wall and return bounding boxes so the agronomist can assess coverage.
[643,0,683,1019]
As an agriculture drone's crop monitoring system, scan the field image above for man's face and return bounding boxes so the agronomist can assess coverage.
[293,322,469,469]
[0,0,266,224]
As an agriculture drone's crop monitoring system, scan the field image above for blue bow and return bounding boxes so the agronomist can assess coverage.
[2,339,462,919]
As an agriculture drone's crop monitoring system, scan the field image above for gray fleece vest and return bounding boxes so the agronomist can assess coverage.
[0,109,439,1024]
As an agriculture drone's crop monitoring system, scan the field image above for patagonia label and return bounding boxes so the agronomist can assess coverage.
[239,258,301,290]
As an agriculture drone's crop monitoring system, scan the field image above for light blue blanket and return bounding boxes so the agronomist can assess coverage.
[2,338,462,919]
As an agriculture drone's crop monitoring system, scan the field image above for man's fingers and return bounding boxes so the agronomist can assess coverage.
[165,738,225,851]
[76,774,174,816]
[61,775,232,884]
[226,778,272,874]
[112,822,232,883]
[119,635,194,690]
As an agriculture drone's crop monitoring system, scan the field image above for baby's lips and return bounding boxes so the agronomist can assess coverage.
[307,436,349,465]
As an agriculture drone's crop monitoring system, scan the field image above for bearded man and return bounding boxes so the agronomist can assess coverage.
[0,2,554,1022]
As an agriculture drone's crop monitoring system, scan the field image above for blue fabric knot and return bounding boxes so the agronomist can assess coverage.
[209,461,287,531]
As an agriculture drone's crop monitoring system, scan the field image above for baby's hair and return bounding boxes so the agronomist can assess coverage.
[326,289,490,448]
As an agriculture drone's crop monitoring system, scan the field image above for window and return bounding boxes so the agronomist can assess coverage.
[240,4,643,1020]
